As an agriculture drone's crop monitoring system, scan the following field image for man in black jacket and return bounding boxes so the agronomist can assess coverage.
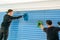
[39,20,60,40]
[0,9,23,40]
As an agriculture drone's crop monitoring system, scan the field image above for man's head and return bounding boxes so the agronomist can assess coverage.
[7,9,13,16]
[46,20,52,27]
[58,22,60,26]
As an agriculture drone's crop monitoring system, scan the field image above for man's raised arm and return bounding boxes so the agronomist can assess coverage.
[11,15,23,19]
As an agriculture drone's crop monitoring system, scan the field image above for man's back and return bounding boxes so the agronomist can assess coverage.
[44,26,60,40]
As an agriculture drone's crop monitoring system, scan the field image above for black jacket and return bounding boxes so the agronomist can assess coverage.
[1,14,22,27]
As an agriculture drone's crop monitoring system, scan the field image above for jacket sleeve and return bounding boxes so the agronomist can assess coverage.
[11,15,23,19]
[55,27,60,31]
[43,28,47,32]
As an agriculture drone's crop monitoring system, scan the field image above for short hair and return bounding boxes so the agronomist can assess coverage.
[58,22,60,25]
[46,20,52,25]
[7,9,13,13]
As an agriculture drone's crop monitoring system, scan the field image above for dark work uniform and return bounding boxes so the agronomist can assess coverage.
[0,14,22,40]
[44,26,60,40]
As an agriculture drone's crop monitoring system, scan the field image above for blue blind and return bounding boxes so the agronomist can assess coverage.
[17,10,60,40]
[0,10,60,40]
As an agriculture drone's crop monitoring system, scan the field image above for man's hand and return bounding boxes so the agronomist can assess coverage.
[38,20,44,30]
[39,24,44,30]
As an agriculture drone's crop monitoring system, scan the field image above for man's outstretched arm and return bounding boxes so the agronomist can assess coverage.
[39,24,47,32]
[55,27,60,31]
[11,15,23,19]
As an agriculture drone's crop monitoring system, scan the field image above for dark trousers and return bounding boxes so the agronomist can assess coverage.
[0,26,9,40]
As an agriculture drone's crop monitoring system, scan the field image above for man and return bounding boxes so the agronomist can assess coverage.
[0,9,23,40]
[39,20,60,40]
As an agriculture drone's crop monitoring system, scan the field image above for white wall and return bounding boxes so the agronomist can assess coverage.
[0,0,48,4]
[0,1,60,12]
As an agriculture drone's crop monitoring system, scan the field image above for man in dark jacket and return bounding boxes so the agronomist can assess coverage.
[0,9,23,40]
[39,20,60,40]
